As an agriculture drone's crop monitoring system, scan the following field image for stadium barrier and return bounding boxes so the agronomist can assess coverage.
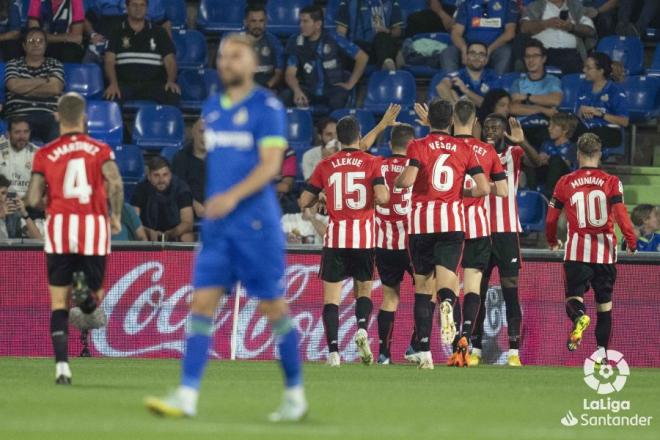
[1,243,659,367]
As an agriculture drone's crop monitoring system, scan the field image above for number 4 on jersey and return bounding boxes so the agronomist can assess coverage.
[63,158,92,204]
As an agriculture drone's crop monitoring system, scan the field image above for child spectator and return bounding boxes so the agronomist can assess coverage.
[533,112,578,197]
[631,205,660,252]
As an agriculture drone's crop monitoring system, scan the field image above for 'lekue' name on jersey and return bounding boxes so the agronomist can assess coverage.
[427,140,457,152]
[331,157,363,168]
[570,176,605,189]
[204,130,254,151]
[47,142,101,162]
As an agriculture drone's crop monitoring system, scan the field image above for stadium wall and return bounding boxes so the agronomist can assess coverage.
[1,244,659,367]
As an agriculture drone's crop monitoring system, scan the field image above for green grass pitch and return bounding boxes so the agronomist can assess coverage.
[0,357,658,440]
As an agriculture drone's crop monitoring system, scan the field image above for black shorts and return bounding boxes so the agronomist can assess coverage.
[46,254,107,291]
[408,232,464,276]
[564,261,617,302]
[485,232,521,278]
[375,248,413,288]
[461,237,492,271]
[320,248,375,283]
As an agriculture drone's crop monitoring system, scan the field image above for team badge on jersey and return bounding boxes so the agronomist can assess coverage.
[481,83,490,94]
[262,46,270,57]
[122,37,130,49]
[601,94,609,102]
[323,44,331,55]
[233,108,249,126]
[493,2,502,11]
[150,38,156,51]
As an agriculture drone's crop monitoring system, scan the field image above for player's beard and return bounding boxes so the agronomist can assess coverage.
[222,74,246,88]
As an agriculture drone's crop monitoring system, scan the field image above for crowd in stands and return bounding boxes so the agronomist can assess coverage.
[0,0,658,249]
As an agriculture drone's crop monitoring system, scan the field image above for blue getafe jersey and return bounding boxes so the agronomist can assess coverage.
[448,67,500,96]
[201,88,288,232]
[576,80,628,128]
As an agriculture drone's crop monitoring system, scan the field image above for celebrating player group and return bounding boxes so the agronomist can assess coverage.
[27,33,638,424]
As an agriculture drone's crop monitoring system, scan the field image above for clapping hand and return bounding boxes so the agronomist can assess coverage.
[414,103,429,127]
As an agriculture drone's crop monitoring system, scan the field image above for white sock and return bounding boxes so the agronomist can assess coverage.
[177,386,199,415]
[509,349,519,357]
[285,385,305,402]
[471,348,482,357]
[56,362,71,378]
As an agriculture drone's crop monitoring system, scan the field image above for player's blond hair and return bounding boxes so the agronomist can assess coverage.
[219,33,257,56]
[57,92,86,126]
[577,133,602,157]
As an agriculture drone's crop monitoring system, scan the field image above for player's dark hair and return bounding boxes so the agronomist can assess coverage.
[336,116,360,147]
[390,124,415,150]
[148,156,171,172]
[0,174,9,189]
[478,88,510,123]
[631,204,657,227]
[484,113,507,127]
[524,38,546,57]
[7,116,30,131]
[454,99,476,126]
[300,4,324,23]
[577,133,602,157]
[245,2,266,16]
[427,99,453,131]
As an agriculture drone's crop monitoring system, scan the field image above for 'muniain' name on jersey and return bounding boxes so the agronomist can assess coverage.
[570,176,605,189]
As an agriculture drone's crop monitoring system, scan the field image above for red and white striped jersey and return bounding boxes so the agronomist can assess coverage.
[485,144,524,234]
[307,148,384,249]
[460,135,507,239]
[406,132,483,235]
[375,154,410,250]
[32,133,114,256]
[548,168,635,264]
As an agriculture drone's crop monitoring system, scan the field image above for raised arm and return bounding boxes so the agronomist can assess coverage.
[504,117,543,167]
[360,104,401,150]
[395,165,418,189]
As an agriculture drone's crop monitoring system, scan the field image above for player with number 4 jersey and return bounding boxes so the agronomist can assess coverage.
[300,116,389,368]
[546,133,637,357]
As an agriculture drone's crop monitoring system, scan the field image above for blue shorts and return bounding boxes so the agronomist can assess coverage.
[193,224,286,300]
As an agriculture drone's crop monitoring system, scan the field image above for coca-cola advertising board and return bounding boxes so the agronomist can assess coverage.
[1,249,659,367]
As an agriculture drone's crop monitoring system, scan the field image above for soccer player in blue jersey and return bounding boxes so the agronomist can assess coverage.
[144,34,307,422]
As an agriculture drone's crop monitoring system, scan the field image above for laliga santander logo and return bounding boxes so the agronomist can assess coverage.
[583,349,630,395]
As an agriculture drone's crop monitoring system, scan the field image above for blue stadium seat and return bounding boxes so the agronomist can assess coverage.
[173,29,208,69]
[18,0,29,25]
[132,105,185,149]
[286,108,313,164]
[517,190,547,233]
[559,73,587,112]
[0,119,5,135]
[375,108,429,148]
[64,63,104,99]
[364,70,416,113]
[160,146,180,162]
[123,181,137,202]
[113,145,145,182]
[324,0,341,29]
[498,72,522,92]
[649,46,660,77]
[596,36,644,75]
[163,0,187,30]
[330,109,376,135]
[427,70,448,100]
[624,75,660,122]
[86,101,123,147]
[400,0,427,25]
[267,0,313,37]
[0,62,5,103]
[178,68,223,112]
[601,127,626,159]
[402,33,451,78]
[197,0,245,34]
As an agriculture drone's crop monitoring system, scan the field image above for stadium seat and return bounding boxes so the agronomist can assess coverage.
[498,72,522,92]
[132,105,185,149]
[402,33,451,78]
[267,0,313,37]
[63,63,104,99]
[286,108,313,166]
[376,108,429,148]
[123,181,137,201]
[559,73,587,112]
[601,127,626,159]
[86,101,123,147]
[624,75,660,122]
[162,0,187,30]
[648,46,660,77]
[400,0,427,25]
[0,62,5,103]
[330,109,376,135]
[178,68,223,112]
[517,190,547,233]
[160,146,180,162]
[113,145,145,182]
[173,29,208,69]
[324,0,341,29]
[18,0,29,25]
[0,119,5,135]
[427,69,448,100]
[364,70,416,113]
[596,36,644,75]
[197,0,245,34]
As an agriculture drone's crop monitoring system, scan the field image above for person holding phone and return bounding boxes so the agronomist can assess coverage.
[521,0,597,75]
[0,175,42,240]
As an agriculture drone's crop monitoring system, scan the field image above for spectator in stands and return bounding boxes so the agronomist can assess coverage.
[532,112,578,197]
[631,205,660,252]
[0,0,21,61]
[283,4,368,110]
[282,203,328,245]
[446,0,518,75]
[335,0,402,70]
[131,156,194,242]
[0,174,42,239]
[172,118,206,219]
[583,0,619,37]
[521,0,597,75]
[574,52,628,150]
[405,0,456,37]
[616,0,660,37]
[85,0,173,42]
[4,28,64,143]
[27,0,85,63]
[302,117,337,180]
[243,2,285,90]
[111,203,148,241]
[277,147,299,214]
[476,88,511,138]
[436,42,500,107]
[509,40,562,149]
[103,0,180,106]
